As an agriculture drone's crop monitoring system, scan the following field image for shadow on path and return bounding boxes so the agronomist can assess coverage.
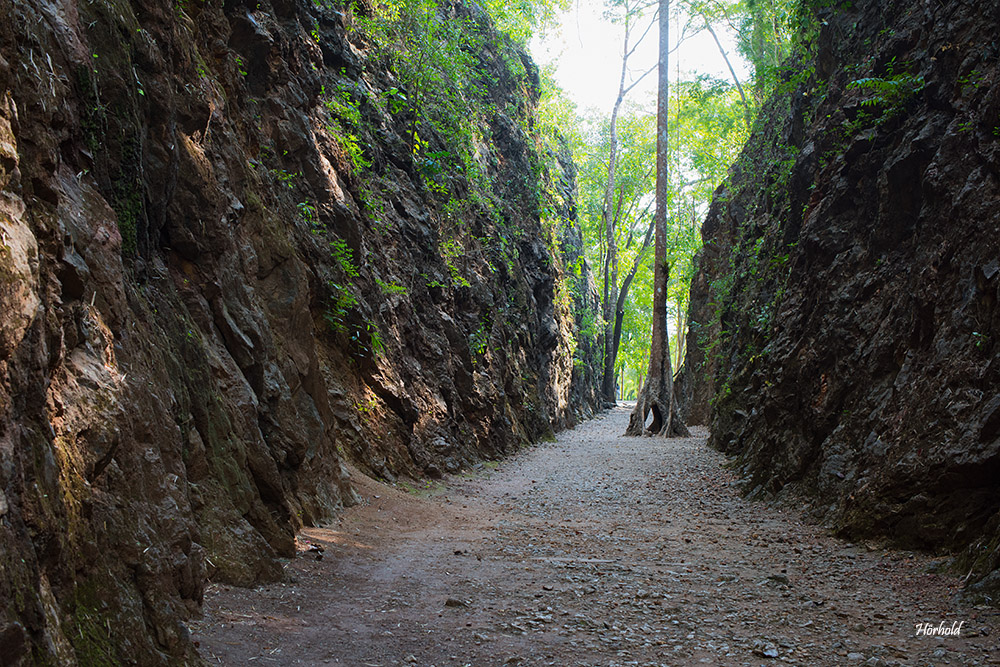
[194,406,1000,666]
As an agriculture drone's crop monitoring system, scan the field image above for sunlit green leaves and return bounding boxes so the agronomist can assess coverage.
[480,0,571,45]
[551,67,748,397]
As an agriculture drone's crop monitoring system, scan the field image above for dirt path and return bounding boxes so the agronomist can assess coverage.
[192,407,1000,666]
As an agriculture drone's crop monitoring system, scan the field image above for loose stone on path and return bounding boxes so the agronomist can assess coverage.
[193,406,1000,666]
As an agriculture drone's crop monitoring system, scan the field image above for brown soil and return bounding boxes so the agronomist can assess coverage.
[191,407,1000,666]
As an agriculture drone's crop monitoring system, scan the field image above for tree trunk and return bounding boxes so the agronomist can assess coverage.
[674,302,687,369]
[610,217,654,389]
[599,6,657,405]
[626,0,689,438]
[600,25,632,406]
[700,12,751,131]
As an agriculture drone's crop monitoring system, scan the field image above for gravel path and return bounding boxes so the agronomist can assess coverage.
[193,406,1000,666]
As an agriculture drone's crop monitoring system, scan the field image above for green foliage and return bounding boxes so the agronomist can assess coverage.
[479,0,569,45]
[349,0,542,219]
[324,282,358,332]
[270,163,300,189]
[297,201,318,227]
[578,305,602,343]
[423,273,447,290]
[683,0,799,105]
[684,0,854,123]
[323,80,371,173]
[353,0,481,154]
[382,86,408,114]
[321,229,384,360]
[337,133,372,173]
[324,238,361,333]
[470,321,490,361]
[323,80,362,127]
[847,72,924,110]
[561,68,749,397]
[330,238,359,277]
[707,251,736,328]
[438,237,471,287]
[365,321,385,356]
[709,376,733,409]
[113,183,142,257]
[376,277,409,295]
[672,76,751,180]
[958,68,985,93]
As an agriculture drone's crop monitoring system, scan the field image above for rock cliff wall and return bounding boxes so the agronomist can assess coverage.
[0,0,600,662]
[685,0,1000,598]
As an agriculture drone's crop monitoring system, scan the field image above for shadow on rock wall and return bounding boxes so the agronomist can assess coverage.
[0,0,601,662]
[684,0,1000,602]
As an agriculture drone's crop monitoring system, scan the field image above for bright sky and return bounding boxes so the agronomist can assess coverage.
[530,0,751,114]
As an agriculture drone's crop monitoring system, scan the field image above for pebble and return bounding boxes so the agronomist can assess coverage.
[194,408,1000,667]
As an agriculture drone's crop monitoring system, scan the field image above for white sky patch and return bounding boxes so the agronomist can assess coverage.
[530,0,751,114]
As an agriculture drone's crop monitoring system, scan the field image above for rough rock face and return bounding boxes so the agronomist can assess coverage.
[685,0,1000,597]
[0,0,600,663]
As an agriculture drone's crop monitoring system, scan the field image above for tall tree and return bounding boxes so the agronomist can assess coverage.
[600,0,657,405]
[695,0,796,101]
[611,210,654,397]
[626,0,689,437]
[698,11,751,130]
[547,8,750,405]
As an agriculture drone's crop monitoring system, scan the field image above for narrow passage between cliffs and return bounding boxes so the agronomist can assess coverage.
[192,406,1000,666]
